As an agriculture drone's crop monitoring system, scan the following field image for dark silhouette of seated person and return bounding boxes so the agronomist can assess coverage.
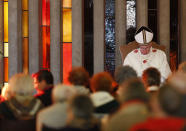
[34,69,54,107]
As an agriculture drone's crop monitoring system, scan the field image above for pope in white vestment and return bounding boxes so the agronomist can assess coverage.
[123,26,171,80]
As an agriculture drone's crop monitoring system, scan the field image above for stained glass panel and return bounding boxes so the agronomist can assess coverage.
[42,0,50,26]
[63,43,72,84]
[126,0,136,43]
[105,0,115,75]
[22,11,28,37]
[22,0,28,10]
[4,0,8,84]
[4,1,8,43]
[22,0,29,74]
[62,0,72,83]
[23,38,29,73]
[41,0,50,69]
[63,9,72,42]
[126,0,136,29]
[4,58,8,82]
[63,0,72,8]
[42,27,50,69]
[4,43,8,57]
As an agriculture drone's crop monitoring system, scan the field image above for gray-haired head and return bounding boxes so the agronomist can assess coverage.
[9,73,34,96]
[52,84,77,103]
[68,94,94,119]
[119,78,149,103]
[167,72,186,94]
[158,84,182,115]
[115,65,137,85]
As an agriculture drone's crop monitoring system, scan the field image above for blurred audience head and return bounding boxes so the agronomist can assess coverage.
[68,67,90,87]
[8,73,34,96]
[90,72,113,93]
[67,94,94,120]
[142,67,161,92]
[52,84,76,103]
[167,72,186,94]
[166,72,186,117]
[115,65,137,86]
[119,78,149,103]
[158,84,182,115]
[178,61,186,73]
[33,69,53,91]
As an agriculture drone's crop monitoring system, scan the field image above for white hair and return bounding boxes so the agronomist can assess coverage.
[52,84,77,103]
[8,73,34,96]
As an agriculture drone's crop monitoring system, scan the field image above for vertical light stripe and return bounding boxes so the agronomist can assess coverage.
[22,11,28,37]
[9,0,22,78]
[4,2,8,42]
[50,0,61,84]
[4,43,8,57]
[29,0,39,74]
[180,0,186,62]
[115,0,126,67]
[0,0,3,88]
[136,0,148,29]
[72,0,83,67]
[22,0,29,74]
[94,0,105,73]
[63,9,72,42]
[157,0,170,61]
[62,0,72,84]
[3,0,9,85]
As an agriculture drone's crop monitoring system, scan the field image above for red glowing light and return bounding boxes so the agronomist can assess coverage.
[42,0,50,26]
[63,43,72,84]
[42,0,50,69]
[42,27,50,69]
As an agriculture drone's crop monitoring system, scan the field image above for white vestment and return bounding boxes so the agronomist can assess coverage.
[123,47,171,80]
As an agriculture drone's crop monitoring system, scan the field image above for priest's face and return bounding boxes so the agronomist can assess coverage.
[139,43,152,55]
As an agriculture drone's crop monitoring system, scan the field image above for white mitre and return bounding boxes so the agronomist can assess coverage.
[134,26,154,45]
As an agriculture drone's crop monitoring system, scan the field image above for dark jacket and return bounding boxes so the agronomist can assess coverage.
[35,86,53,107]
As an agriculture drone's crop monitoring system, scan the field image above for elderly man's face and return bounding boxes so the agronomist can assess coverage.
[140,44,152,55]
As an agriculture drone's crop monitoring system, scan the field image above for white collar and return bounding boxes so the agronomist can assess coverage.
[90,91,114,107]
[146,85,159,92]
